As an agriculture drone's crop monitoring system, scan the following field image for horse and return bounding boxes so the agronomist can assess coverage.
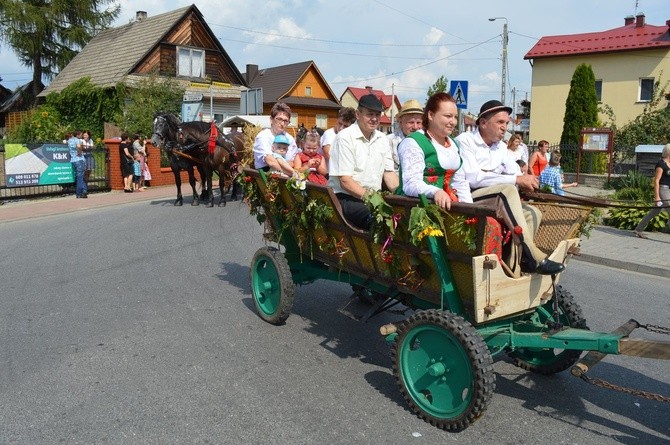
[152,112,243,207]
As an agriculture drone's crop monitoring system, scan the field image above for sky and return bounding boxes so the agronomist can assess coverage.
[1,0,668,115]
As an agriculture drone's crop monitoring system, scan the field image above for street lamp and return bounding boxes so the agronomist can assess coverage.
[489,17,508,105]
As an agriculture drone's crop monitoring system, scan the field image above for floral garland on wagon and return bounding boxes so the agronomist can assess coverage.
[363,191,479,289]
[239,171,335,257]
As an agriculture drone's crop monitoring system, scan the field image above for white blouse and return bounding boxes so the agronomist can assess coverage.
[398,130,472,203]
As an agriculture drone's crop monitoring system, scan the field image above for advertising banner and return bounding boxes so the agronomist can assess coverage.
[4,143,74,187]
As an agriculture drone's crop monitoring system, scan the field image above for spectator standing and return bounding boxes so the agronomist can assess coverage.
[388,99,424,171]
[634,143,670,238]
[68,130,87,198]
[320,107,356,163]
[132,153,142,191]
[328,94,398,229]
[119,133,134,193]
[253,102,299,172]
[507,134,528,164]
[81,130,95,183]
[528,140,550,176]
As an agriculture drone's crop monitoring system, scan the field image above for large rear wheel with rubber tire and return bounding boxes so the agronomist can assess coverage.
[508,285,588,375]
[392,310,495,431]
[250,247,295,325]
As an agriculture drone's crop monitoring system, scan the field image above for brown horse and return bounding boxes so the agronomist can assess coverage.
[152,112,244,207]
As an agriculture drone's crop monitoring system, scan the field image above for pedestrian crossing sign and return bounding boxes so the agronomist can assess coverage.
[449,80,468,109]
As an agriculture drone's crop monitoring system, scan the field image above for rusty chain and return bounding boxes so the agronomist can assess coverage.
[575,320,670,402]
[640,323,670,335]
[577,373,670,403]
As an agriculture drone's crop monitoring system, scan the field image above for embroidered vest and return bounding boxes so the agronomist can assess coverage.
[397,131,462,201]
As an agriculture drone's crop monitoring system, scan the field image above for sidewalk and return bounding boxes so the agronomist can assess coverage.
[1,185,668,278]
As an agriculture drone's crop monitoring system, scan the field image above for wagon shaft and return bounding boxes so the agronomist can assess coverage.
[571,319,670,380]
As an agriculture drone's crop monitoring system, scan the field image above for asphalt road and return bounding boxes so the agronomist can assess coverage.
[1,197,668,444]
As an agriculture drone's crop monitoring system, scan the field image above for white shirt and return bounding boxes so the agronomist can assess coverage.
[456,129,521,190]
[387,130,404,172]
[319,127,337,156]
[253,128,299,168]
[398,130,472,203]
[328,123,394,195]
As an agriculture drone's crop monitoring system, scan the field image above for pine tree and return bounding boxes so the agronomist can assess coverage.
[560,63,599,144]
[0,0,120,101]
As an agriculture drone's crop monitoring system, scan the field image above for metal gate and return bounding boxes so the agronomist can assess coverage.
[0,145,111,202]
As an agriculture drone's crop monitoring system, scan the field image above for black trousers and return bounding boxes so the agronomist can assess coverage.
[336,193,371,230]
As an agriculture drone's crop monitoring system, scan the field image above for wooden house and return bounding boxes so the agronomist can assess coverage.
[39,5,247,122]
[243,61,341,130]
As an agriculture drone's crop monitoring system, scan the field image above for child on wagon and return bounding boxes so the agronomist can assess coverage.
[293,130,328,185]
[269,134,296,177]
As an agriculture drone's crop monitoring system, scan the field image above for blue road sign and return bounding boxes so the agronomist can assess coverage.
[450,80,468,109]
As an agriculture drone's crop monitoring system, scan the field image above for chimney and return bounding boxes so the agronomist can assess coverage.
[365,85,373,94]
[246,64,259,84]
[624,15,634,26]
[635,13,645,27]
[136,11,147,21]
[666,19,670,32]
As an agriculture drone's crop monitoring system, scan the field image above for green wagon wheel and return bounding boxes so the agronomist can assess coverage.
[508,286,588,375]
[250,247,295,325]
[392,310,495,431]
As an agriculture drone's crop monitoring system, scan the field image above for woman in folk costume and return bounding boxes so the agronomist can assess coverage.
[396,92,470,209]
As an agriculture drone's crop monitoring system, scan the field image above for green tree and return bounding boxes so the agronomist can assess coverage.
[560,64,599,145]
[115,73,185,137]
[427,75,448,99]
[0,0,120,100]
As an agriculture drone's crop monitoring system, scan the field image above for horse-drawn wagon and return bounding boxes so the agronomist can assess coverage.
[241,167,670,431]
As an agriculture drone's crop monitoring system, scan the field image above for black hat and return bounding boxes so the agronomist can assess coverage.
[476,100,513,125]
[358,94,384,112]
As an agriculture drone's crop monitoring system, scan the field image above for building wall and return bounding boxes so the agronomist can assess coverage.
[529,48,670,144]
[106,139,200,190]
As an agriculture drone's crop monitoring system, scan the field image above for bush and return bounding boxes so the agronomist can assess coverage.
[603,171,666,231]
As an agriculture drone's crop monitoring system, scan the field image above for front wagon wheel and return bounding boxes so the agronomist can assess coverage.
[250,247,295,324]
[392,310,495,431]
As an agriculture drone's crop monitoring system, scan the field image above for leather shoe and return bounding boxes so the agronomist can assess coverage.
[535,258,565,275]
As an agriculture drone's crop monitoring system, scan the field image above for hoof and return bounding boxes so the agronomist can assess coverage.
[175,199,183,206]
[192,200,199,206]
[218,201,227,207]
[207,201,214,208]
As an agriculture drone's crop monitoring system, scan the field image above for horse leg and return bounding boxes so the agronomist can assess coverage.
[205,165,214,208]
[188,166,199,206]
[172,163,183,206]
[230,176,240,201]
[218,169,228,207]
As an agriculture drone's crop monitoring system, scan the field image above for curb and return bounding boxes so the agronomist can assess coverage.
[574,253,670,279]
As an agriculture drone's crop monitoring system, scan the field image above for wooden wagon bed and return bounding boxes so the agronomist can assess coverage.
[244,168,591,325]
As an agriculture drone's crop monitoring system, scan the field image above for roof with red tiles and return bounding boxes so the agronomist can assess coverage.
[524,15,670,60]
[342,86,401,110]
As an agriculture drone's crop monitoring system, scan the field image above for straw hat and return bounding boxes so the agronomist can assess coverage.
[396,99,424,118]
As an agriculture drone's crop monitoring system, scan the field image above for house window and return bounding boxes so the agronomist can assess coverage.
[290,113,298,127]
[639,78,654,102]
[305,86,312,96]
[316,114,327,128]
[177,47,204,78]
[594,80,602,102]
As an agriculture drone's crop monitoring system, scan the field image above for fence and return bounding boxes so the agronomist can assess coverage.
[0,144,110,202]
[527,142,636,176]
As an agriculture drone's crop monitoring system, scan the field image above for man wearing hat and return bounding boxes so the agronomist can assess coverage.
[456,100,563,275]
[388,99,424,170]
[328,93,399,229]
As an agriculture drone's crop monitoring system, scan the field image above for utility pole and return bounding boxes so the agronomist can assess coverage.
[489,17,508,105]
